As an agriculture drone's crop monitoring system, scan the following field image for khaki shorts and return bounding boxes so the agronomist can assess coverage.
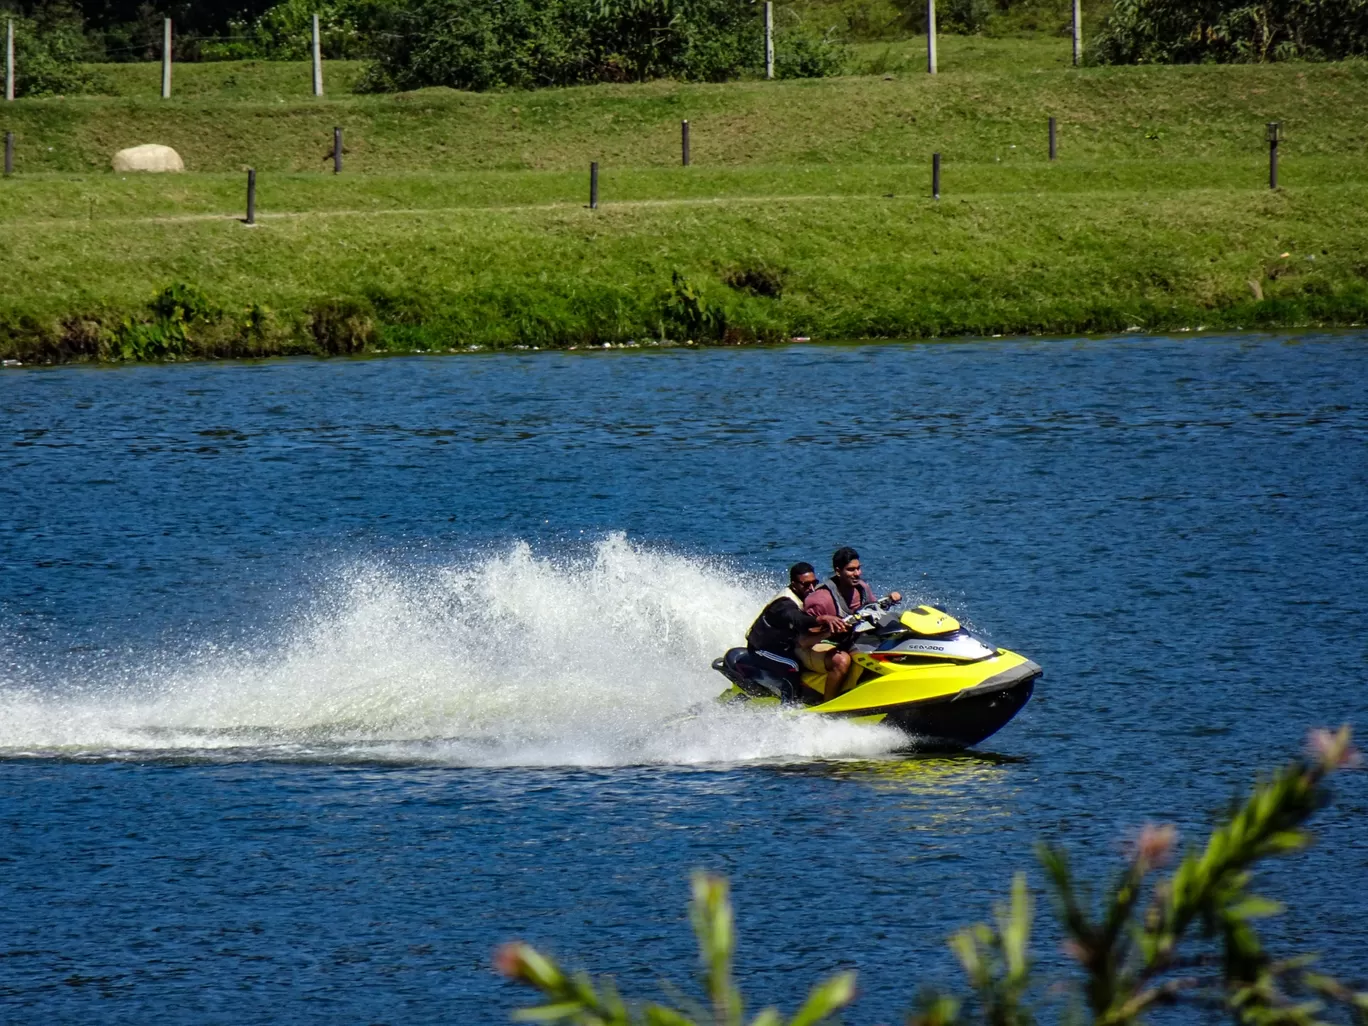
[796,644,830,674]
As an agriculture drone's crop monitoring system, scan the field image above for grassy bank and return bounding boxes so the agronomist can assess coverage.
[2,45,1366,361]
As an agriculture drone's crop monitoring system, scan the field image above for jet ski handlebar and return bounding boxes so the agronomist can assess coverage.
[841,594,902,630]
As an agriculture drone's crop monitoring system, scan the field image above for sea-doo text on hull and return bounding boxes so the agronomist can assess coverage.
[713,603,1040,750]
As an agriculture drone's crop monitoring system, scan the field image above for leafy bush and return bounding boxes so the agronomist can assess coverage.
[115,283,215,361]
[357,0,826,92]
[1091,0,1368,63]
[940,0,997,33]
[499,727,1367,1026]
[774,30,848,77]
[6,7,105,97]
[723,262,786,299]
[665,271,728,341]
[198,0,374,61]
[309,297,376,354]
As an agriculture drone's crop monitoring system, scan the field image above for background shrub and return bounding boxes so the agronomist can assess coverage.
[1091,0,1368,63]
[357,0,804,92]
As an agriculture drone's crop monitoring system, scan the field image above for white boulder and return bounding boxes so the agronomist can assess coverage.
[112,144,185,173]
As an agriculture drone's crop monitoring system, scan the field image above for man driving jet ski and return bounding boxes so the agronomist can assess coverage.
[798,547,903,701]
[745,562,846,675]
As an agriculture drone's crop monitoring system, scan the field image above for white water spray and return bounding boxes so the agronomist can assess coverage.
[0,535,903,766]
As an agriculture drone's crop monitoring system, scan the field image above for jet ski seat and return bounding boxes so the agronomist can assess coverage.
[717,647,801,703]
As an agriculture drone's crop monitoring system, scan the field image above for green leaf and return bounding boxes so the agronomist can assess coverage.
[511,1001,591,1023]
[746,1008,782,1026]
[788,972,857,1026]
[645,1005,700,1026]
[1228,896,1286,921]
[1262,830,1310,854]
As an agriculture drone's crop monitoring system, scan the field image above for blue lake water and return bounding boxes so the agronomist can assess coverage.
[1,336,1366,1024]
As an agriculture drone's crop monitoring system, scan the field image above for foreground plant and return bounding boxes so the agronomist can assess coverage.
[495,872,855,1026]
[497,727,1363,1026]
[922,726,1366,1026]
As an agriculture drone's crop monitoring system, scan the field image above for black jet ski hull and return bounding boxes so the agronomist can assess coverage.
[878,674,1036,750]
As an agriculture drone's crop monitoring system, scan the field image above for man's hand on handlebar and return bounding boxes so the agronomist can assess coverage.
[816,614,848,633]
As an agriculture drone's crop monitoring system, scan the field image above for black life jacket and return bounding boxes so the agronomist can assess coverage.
[745,588,803,657]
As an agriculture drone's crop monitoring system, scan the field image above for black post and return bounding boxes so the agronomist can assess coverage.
[590,161,598,209]
[246,168,256,224]
[1269,137,1278,190]
[1049,117,1057,161]
[681,119,690,167]
[932,152,941,200]
[4,131,12,177]
[333,126,342,174]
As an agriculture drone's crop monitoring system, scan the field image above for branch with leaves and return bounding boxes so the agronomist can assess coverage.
[495,873,855,1026]
[499,727,1365,1026]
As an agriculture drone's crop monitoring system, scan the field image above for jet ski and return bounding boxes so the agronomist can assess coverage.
[712,601,1040,749]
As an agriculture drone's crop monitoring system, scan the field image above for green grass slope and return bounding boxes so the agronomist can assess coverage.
[1,42,1365,361]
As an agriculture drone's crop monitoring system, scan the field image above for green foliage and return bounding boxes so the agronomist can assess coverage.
[309,296,376,353]
[114,282,214,361]
[1091,0,1368,64]
[503,729,1366,1026]
[939,0,998,34]
[6,6,105,97]
[495,872,857,1026]
[774,29,849,77]
[666,271,727,341]
[199,0,375,61]
[723,263,786,300]
[356,0,839,91]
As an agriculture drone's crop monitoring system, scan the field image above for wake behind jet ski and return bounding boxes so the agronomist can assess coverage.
[713,600,1040,750]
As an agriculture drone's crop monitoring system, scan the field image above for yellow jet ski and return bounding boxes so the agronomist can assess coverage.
[712,602,1040,749]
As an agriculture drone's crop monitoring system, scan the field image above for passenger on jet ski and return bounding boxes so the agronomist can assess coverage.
[745,562,846,675]
[798,547,903,700]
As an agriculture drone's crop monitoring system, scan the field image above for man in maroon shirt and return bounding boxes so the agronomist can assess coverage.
[798,547,902,701]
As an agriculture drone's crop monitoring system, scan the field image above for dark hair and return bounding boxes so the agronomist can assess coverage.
[832,547,860,571]
[788,561,815,584]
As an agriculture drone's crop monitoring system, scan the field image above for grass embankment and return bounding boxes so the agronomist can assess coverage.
[2,40,1367,361]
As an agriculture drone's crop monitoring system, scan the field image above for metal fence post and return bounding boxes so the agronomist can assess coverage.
[312,14,324,96]
[5,20,13,102]
[932,152,941,199]
[590,161,598,209]
[246,168,256,224]
[927,0,938,74]
[764,2,774,80]
[1049,116,1057,161]
[333,126,342,173]
[681,119,690,166]
[1072,0,1082,66]
[161,18,172,98]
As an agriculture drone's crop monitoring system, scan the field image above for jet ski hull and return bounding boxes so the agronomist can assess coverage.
[713,645,1041,750]
[877,672,1036,750]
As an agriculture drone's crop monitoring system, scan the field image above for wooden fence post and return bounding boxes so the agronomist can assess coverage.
[764,2,774,80]
[927,0,937,74]
[681,119,690,166]
[932,152,940,199]
[246,169,256,224]
[590,161,598,209]
[6,20,15,102]
[1049,116,1057,160]
[312,14,324,96]
[161,18,172,99]
[1267,122,1281,190]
